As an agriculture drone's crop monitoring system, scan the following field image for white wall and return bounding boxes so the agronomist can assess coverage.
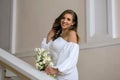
[4,0,120,80]
[0,0,11,51]
[79,44,120,80]
[115,0,120,38]
[15,0,82,53]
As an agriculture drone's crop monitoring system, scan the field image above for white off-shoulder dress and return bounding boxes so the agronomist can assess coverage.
[41,37,80,80]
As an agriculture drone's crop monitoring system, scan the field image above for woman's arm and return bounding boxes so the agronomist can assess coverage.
[46,29,55,43]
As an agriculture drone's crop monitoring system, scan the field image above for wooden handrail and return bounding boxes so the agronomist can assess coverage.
[0,48,56,80]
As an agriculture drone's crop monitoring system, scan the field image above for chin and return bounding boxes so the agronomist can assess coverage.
[62,28,69,30]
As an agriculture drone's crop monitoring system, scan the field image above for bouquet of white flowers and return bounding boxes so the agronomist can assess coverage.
[34,48,53,71]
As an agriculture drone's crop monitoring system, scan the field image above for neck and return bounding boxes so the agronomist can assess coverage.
[61,29,69,37]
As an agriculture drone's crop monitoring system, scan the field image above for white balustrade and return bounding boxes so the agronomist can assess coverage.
[0,48,56,80]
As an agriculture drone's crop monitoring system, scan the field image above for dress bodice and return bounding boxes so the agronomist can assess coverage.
[49,37,67,64]
[49,37,67,53]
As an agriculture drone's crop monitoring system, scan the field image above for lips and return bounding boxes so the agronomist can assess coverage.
[62,24,66,26]
[61,22,67,26]
[61,24,67,28]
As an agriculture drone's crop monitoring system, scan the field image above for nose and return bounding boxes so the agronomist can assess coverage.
[63,19,67,23]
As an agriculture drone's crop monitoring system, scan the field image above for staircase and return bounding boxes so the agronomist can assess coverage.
[0,48,56,80]
[4,69,22,80]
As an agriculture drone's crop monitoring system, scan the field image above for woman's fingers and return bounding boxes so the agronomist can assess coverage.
[45,67,58,75]
[45,67,50,74]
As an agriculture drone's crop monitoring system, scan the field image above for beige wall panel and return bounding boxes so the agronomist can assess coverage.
[15,0,120,80]
[15,0,85,53]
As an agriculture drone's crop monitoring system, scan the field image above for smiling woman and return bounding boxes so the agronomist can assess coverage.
[50,10,79,43]
[60,14,74,29]
[41,9,80,80]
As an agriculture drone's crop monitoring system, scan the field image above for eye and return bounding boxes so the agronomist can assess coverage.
[67,18,71,21]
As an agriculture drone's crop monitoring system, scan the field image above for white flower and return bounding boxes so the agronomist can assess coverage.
[34,48,53,71]
[40,48,45,52]
[49,62,54,67]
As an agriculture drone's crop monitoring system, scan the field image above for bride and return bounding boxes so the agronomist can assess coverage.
[41,9,80,80]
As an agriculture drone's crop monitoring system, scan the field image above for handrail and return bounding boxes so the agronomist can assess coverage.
[0,48,56,80]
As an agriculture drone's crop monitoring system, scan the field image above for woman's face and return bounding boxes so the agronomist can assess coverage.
[60,13,74,30]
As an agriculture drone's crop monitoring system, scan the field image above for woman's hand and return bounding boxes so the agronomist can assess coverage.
[47,29,55,43]
[45,66,59,75]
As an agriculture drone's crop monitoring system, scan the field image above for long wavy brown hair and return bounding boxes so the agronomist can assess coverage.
[52,9,80,43]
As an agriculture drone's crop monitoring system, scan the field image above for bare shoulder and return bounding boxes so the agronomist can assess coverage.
[67,30,77,43]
